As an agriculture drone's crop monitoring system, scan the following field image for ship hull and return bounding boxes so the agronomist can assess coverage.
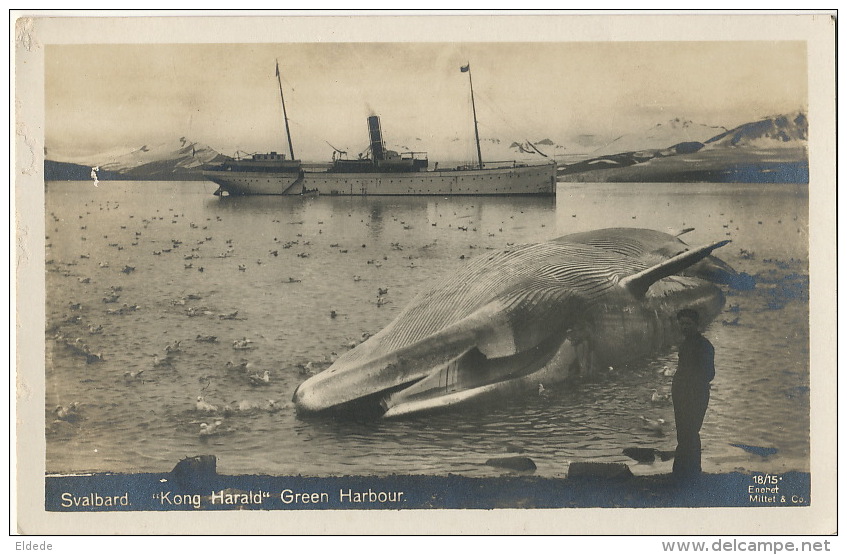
[202,170,303,196]
[203,163,557,196]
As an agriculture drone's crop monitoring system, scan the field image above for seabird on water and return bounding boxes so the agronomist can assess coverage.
[195,396,218,413]
[226,360,251,373]
[124,368,145,381]
[640,416,667,435]
[53,402,82,423]
[248,370,271,387]
[198,420,223,437]
[233,337,254,350]
[650,389,671,403]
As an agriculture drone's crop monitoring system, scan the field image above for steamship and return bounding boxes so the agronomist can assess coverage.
[203,63,557,197]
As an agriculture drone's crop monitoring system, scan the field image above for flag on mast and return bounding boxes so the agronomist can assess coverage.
[460,64,470,72]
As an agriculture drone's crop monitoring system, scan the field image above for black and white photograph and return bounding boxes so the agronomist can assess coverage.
[13,11,837,537]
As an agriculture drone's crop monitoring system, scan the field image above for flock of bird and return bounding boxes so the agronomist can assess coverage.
[47,201,337,439]
[46,192,798,473]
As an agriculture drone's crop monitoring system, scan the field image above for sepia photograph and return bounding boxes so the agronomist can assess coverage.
[13,11,837,536]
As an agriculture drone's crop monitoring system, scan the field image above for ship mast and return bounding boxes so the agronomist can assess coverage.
[462,63,484,170]
[275,60,296,161]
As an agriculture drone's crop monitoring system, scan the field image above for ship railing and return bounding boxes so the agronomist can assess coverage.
[442,159,554,171]
[400,151,428,161]
[451,160,519,171]
[486,160,558,169]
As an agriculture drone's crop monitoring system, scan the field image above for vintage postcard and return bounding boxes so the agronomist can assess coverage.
[13,11,837,537]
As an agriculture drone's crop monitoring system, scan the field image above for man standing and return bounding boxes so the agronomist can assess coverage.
[672,308,715,477]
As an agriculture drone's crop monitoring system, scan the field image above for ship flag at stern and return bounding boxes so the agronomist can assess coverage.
[460,64,470,72]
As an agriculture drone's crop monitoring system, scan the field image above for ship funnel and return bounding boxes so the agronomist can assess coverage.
[367,115,385,162]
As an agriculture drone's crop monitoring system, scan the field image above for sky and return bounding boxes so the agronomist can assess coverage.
[45,41,807,163]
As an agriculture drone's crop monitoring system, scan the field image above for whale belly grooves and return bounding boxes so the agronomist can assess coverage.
[292,228,737,418]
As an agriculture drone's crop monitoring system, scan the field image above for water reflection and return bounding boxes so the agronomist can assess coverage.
[213,194,557,240]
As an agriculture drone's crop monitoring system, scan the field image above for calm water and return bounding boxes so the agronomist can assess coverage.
[44,180,809,477]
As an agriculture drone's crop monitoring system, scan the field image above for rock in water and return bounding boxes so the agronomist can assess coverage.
[729,443,778,457]
[485,456,537,472]
[568,462,634,480]
[623,447,659,463]
[656,450,676,462]
[170,454,217,488]
[623,447,676,463]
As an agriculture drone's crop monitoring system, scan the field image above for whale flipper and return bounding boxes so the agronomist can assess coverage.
[620,240,731,298]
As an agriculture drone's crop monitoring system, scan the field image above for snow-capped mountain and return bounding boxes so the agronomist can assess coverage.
[558,112,808,183]
[45,137,230,181]
[99,137,227,175]
[589,118,729,157]
[704,112,807,149]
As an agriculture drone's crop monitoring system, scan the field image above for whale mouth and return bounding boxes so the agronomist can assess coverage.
[294,331,572,420]
[293,378,424,420]
[379,332,574,418]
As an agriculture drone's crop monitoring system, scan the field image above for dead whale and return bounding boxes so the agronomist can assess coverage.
[293,228,737,418]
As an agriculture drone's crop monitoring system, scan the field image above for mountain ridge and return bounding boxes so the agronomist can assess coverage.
[557,112,808,182]
[44,112,807,183]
